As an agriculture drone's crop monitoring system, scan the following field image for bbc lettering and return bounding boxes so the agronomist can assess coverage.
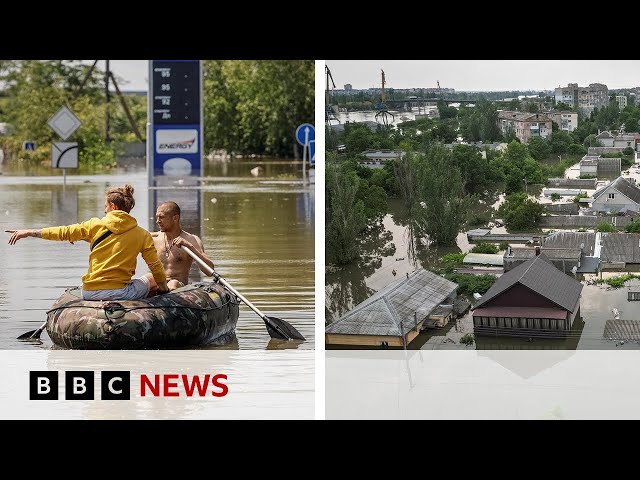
[29,371,228,400]
[29,371,130,400]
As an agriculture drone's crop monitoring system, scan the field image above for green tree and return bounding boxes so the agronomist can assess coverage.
[626,219,640,233]
[202,60,314,157]
[413,145,470,245]
[498,192,545,231]
[527,136,552,160]
[326,160,368,264]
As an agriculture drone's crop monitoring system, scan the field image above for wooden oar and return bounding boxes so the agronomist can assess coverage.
[181,245,305,341]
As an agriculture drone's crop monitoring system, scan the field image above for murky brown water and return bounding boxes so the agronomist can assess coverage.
[0,159,315,350]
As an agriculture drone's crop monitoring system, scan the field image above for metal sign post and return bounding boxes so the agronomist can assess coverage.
[295,123,315,185]
[47,106,82,186]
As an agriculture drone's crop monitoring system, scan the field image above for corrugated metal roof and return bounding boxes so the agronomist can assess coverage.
[474,253,583,312]
[325,269,458,337]
[463,253,504,266]
[543,231,596,255]
[506,247,582,261]
[601,233,640,263]
[593,176,640,204]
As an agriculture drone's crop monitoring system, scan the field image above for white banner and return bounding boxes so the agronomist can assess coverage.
[0,350,314,420]
[326,350,640,419]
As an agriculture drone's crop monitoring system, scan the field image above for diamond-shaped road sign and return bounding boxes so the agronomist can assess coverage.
[47,106,82,140]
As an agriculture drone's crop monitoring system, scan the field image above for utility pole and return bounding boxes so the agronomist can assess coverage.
[105,60,111,143]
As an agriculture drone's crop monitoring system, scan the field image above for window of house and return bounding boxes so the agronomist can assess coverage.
[609,193,615,199]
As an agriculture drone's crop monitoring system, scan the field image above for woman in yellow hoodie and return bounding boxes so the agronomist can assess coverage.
[6,184,169,300]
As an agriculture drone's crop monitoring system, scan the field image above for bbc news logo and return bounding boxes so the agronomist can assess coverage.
[29,371,228,400]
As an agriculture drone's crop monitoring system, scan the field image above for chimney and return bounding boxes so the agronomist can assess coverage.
[508,246,512,256]
[406,272,410,279]
[535,246,541,256]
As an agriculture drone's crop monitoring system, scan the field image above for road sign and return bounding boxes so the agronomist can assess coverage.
[52,142,79,169]
[295,123,315,146]
[47,106,82,140]
[309,140,315,165]
[23,141,35,151]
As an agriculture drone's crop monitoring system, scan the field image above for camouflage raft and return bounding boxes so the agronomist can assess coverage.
[45,282,240,349]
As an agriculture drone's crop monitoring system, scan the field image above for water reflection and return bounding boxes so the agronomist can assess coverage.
[0,160,314,350]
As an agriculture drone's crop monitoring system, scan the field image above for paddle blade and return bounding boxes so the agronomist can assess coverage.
[17,327,44,340]
[264,316,305,341]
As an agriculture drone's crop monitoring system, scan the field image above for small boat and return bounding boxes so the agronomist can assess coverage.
[45,282,240,349]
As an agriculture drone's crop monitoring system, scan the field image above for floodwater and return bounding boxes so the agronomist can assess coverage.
[0,159,315,350]
[325,193,640,350]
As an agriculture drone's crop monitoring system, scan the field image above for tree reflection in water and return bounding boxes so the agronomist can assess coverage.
[325,222,395,322]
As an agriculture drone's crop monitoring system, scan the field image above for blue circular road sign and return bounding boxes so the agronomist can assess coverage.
[295,123,315,146]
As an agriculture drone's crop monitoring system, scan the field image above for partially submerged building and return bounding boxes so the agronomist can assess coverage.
[473,253,583,338]
[325,269,458,348]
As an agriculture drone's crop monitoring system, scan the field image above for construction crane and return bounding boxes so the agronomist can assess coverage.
[374,69,394,126]
[325,64,339,126]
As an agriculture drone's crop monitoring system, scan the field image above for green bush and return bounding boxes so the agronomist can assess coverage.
[623,147,635,156]
[573,193,588,203]
[445,273,497,296]
[471,242,498,254]
[596,222,617,232]
[550,193,561,201]
[499,241,510,251]
[460,333,475,346]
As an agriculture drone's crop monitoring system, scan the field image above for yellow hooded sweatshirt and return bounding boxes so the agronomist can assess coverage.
[41,210,166,291]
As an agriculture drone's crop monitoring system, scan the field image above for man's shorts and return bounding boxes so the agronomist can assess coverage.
[82,276,151,301]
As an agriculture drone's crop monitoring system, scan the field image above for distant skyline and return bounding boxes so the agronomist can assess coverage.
[325,60,640,92]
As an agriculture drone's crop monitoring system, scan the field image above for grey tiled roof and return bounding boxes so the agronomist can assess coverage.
[325,269,458,337]
[475,253,583,312]
[601,233,640,263]
[593,176,640,204]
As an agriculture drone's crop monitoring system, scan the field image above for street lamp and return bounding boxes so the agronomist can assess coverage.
[558,155,562,163]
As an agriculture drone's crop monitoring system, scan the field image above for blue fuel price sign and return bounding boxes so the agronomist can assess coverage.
[149,60,203,177]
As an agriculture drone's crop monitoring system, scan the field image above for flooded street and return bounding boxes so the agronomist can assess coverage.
[0,160,315,350]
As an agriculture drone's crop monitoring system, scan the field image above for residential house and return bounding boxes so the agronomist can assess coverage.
[590,176,640,213]
[600,233,640,270]
[473,252,583,337]
[325,269,458,348]
[503,246,582,274]
[579,155,621,177]
[497,111,552,143]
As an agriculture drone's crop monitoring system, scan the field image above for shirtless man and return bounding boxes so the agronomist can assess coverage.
[149,201,215,291]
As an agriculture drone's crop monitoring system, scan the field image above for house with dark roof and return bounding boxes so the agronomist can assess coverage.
[591,176,640,213]
[473,252,583,338]
[600,233,640,268]
[325,269,458,348]
[503,247,583,274]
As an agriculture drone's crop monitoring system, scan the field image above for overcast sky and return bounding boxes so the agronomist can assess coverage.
[82,60,148,91]
[325,60,640,91]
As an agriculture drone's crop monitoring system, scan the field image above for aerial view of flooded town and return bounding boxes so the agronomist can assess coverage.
[324,60,640,350]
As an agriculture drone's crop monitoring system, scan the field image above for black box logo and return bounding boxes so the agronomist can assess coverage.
[65,371,95,400]
[29,371,58,400]
[101,371,130,400]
